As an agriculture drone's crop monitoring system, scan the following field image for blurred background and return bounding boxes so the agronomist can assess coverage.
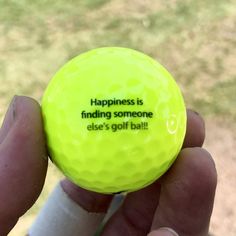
[0,0,235,235]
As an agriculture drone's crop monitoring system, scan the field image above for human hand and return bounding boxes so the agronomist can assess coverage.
[0,96,217,236]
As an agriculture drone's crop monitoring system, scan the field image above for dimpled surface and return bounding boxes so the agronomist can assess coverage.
[42,47,186,193]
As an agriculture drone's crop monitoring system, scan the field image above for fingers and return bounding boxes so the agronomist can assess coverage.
[101,181,161,236]
[151,147,217,236]
[59,179,113,235]
[101,147,216,236]
[183,109,205,148]
[29,180,113,236]
[0,96,48,235]
[61,179,113,213]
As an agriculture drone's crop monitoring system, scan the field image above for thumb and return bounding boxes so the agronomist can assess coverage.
[0,96,48,235]
[148,227,179,236]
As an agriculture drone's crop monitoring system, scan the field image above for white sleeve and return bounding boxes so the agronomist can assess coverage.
[28,183,106,236]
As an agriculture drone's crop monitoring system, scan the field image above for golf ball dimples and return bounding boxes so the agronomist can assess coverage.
[42,47,186,193]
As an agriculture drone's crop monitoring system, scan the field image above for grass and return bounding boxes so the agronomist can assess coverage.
[0,0,235,235]
[0,0,235,121]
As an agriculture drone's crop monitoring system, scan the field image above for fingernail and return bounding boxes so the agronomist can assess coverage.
[148,227,179,236]
[188,108,200,117]
[0,96,18,143]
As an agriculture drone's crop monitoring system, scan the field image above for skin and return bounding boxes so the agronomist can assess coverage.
[0,96,217,236]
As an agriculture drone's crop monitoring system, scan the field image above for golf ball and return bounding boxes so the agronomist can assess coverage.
[42,47,186,193]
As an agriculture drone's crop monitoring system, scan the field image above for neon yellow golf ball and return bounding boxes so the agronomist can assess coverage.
[42,47,186,193]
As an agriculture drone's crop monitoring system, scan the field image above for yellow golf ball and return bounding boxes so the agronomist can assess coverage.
[42,47,186,193]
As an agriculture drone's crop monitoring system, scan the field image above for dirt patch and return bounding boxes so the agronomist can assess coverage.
[205,119,236,235]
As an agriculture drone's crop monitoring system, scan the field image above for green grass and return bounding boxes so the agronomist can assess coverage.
[193,77,236,119]
[0,0,235,235]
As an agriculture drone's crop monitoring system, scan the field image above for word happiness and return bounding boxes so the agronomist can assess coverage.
[90,98,142,107]
[81,98,153,120]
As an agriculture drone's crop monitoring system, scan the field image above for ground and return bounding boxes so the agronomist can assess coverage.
[0,0,235,235]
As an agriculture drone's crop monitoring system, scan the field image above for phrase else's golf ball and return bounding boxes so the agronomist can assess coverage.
[42,47,186,194]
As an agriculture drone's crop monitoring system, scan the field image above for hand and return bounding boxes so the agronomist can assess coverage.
[0,96,217,236]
